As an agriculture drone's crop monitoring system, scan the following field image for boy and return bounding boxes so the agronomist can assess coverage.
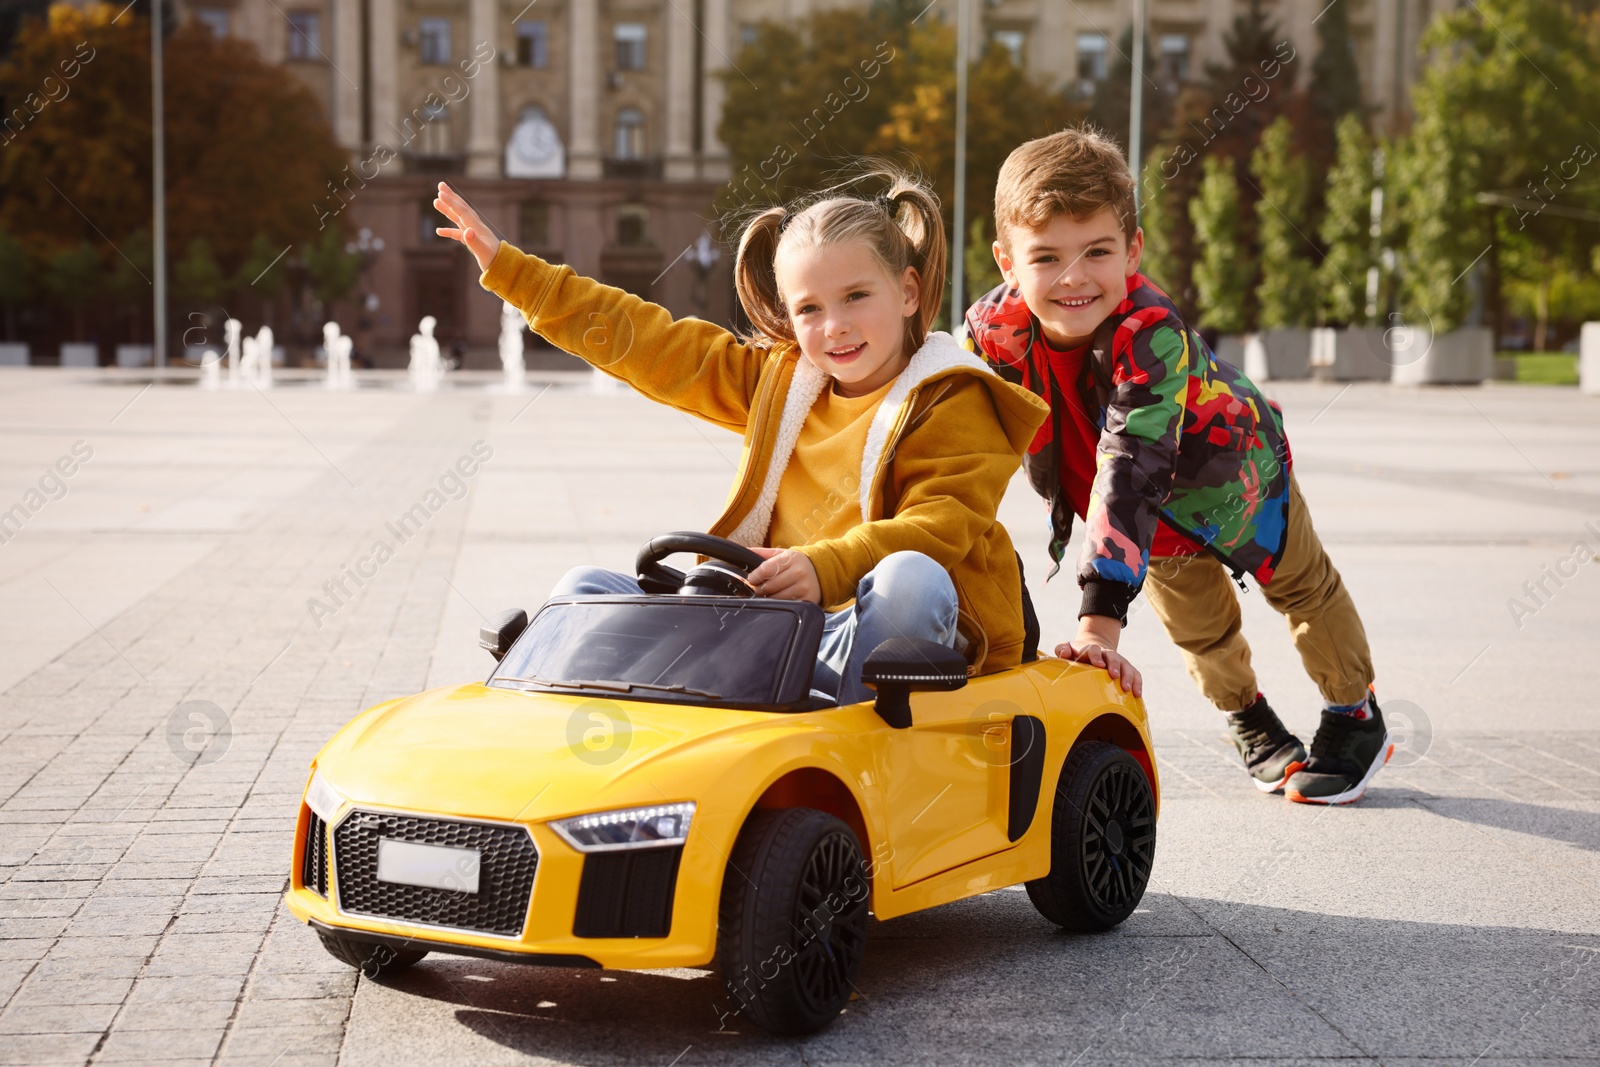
[966,127,1391,805]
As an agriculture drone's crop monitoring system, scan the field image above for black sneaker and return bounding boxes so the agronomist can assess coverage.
[1225,694,1308,793]
[1285,694,1394,805]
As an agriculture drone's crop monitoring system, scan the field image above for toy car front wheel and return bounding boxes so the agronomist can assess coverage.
[316,928,428,978]
[1026,740,1155,931]
[717,808,870,1035]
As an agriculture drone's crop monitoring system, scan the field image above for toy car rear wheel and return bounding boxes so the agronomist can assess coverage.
[717,808,870,1035]
[1026,740,1155,932]
[316,929,428,978]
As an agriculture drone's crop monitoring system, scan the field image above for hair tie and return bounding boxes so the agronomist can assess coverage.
[876,193,897,216]
[777,209,795,235]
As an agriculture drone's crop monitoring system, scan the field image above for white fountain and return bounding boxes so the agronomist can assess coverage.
[323,322,354,390]
[408,315,442,392]
[498,302,525,394]
[225,318,242,387]
[253,326,274,388]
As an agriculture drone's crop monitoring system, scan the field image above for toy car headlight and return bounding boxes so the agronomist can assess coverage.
[550,802,695,852]
[305,768,349,822]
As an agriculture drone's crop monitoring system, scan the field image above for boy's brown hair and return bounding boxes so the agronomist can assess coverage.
[994,125,1138,247]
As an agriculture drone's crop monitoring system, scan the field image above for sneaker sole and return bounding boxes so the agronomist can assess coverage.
[1253,759,1307,793]
[1285,733,1395,806]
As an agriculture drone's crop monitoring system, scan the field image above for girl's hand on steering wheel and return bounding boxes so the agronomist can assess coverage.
[747,547,822,604]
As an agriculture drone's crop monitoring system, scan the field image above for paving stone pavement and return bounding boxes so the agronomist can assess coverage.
[0,369,1597,1067]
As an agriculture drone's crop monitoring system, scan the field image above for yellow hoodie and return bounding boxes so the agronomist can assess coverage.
[481,242,1050,674]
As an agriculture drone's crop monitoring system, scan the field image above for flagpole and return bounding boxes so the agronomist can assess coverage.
[950,0,968,332]
[152,0,167,368]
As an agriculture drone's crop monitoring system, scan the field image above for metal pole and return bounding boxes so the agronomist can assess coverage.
[1129,0,1145,214]
[950,0,968,331]
[152,0,167,368]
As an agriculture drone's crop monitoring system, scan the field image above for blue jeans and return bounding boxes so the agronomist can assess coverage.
[549,550,960,706]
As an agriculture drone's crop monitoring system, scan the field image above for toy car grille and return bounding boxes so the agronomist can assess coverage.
[332,810,537,937]
[573,846,683,938]
[302,810,329,897]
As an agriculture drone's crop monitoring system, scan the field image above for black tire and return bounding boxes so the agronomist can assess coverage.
[316,929,428,978]
[1026,740,1156,932]
[717,808,870,1035]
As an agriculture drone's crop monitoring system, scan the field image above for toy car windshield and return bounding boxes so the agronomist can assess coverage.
[488,596,822,710]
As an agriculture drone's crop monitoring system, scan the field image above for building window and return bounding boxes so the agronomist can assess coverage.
[614,107,645,159]
[419,17,452,65]
[520,201,551,247]
[1076,32,1108,97]
[286,11,321,60]
[417,100,451,156]
[617,205,649,247]
[194,8,230,37]
[421,197,451,243]
[992,29,1025,67]
[1159,34,1190,87]
[516,20,549,67]
[614,23,647,71]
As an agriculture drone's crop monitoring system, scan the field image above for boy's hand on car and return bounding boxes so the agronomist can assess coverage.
[434,182,499,273]
[1056,615,1143,698]
[747,547,823,604]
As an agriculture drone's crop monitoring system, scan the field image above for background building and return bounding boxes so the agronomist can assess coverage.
[174,0,1445,364]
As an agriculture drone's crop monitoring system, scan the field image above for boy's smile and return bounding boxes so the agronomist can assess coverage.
[994,206,1143,349]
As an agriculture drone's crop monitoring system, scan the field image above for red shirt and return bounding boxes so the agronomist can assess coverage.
[1043,338,1201,560]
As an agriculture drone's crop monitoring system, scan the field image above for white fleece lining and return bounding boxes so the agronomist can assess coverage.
[728,331,996,547]
[727,357,829,547]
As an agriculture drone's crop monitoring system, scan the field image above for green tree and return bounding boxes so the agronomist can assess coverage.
[1138,144,1183,294]
[1190,156,1253,333]
[306,228,361,311]
[235,234,287,300]
[107,229,153,343]
[1251,116,1318,329]
[0,226,30,340]
[1393,0,1600,336]
[964,215,1003,300]
[1318,115,1376,326]
[44,243,102,341]
[173,237,226,306]
[1308,0,1364,135]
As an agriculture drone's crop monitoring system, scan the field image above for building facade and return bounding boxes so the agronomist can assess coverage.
[177,0,1447,362]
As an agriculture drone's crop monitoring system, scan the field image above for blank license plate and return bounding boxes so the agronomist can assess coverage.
[376,838,481,894]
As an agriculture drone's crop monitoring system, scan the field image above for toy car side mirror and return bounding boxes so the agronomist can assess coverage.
[480,608,528,662]
[861,637,968,729]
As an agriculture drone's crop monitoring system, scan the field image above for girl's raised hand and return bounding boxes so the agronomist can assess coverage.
[433,182,499,272]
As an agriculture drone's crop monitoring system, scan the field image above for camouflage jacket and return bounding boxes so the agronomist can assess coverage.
[965,274,1293,623]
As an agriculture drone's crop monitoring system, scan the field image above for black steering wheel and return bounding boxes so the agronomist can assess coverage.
[636,532,767,597]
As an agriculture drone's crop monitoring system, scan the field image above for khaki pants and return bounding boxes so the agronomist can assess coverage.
[1141,472,1373,712]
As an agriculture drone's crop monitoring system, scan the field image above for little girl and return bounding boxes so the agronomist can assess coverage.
[435,169,1049,704]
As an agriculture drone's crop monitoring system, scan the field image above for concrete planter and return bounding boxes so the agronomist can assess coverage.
[1243,329,1312,381]
[1211,334,1248,371]
[1581,322,1600,396]
[60,343,98,367]
[0,343,27,366]
[1390,326,1493,385]
[115,345,153,368]
[1310,327,1392,381]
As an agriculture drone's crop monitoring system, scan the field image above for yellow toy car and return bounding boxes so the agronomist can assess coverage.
[285,533,1158,1034]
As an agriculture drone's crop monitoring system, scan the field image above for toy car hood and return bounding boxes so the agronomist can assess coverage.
[309,682,817,823]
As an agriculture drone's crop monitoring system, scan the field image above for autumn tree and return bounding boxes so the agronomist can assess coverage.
[0,4,351,343]
[718,7,1080,314]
